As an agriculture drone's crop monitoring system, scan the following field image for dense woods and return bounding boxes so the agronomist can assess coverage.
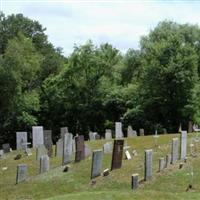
[0,13,200,146]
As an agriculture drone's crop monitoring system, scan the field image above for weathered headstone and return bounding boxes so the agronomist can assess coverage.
[91,150,103,179]
[25,148,32,156]
[16,164,27,184]
[127,126,137,138]
[2,143,10,153]
[144,149,153,181]
[115,122,124,138]
[16,132,27,150]
[56,138,63,157]
[32,126,44,148]
[171,138,179,164]
[125,150,132,160]
[43,130,53,157]
[159,157,165,172]
[0,150,4,159]
[60,127,68,139]
[40,155,49,173]
[72,139,76,153]
[36,144,47,160]
[105,129,112,140]
[180,131,187,160]
[139,129,144,136]
[63,133,73,165]
[75,135,85,162]
[89,131,96,141]
[111,139,124,170]
[188,121,193,133]
[163,128,167,134]
[103,142,112,154]
[132,173,139,190]
[85,144,92,157]
[165,154,171,168]
[95,133,100,140]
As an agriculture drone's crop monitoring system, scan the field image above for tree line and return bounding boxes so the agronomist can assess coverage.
[0,13,200,146]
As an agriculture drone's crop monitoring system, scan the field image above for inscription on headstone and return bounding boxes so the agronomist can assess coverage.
[91,150,103,179]
[32,126,44,148]
[16,132,27,150]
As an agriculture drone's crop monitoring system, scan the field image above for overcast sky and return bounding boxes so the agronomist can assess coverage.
[1,0,200,56]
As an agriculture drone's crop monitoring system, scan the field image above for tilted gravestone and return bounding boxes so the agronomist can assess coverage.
[139,129,144,136]
[171,138,179,164]
[63,133,73,165]
[75,135,85,162]
[115,122,124,138]
[16,164,27,184]
[60,127,68,139]
[2,143,10,153]
[40,155,49,173]
[127,126,137,138]
[144,149,153,181]
[36,144,47,160]
[32,126,44,148]
[125,150,132,160]
[105,129,112,140]
[16,132,27,150]
[103,142,112,154]
[111,139,124,170]
[44,130,53,157]
[91,150,103,179]
[56,138,63,157]
[180,131,187,160]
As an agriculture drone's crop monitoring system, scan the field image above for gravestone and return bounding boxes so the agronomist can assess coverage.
[103,142,112,153]
[91,150,103,179]
[180,131,187,160]
[40,155,49,173]
[89,131,96,141]
[127,126,137,138]
[144,149,153,181]
[16,132,27,150]
[111,139,124,170]
[171,138,179,164]
[165,154,171,168]
[132,173,139,190]
[56,138,63,157]
[44,130,53,157]
[60,127,68,139]
[0,150,4,159]
[2,143,10,153]
[125,150,131,160]
[139,129,144,136]
[163,128,167,134]
[36,144,47,160]
[95,133,100,140]
[72,139,76,153]
[105,129,112,140]
[85,144,92,157]
[115,122,123,138]
[63,133,73,165]
[188,121,193,133]
[159,157,165,172]
[32,126,44,148]
[16,164,27,184]
[75,135,85,162]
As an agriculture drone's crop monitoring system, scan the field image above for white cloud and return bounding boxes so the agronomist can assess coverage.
[1,1,200,56]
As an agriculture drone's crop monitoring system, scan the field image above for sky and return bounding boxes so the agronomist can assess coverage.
[1,0,200,56]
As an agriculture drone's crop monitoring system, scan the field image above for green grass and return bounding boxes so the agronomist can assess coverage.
[1,133,200,200]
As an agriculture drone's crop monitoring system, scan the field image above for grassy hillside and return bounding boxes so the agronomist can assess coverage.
[1,133,200,200]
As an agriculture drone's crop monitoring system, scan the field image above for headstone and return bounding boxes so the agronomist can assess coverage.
[105,129,112,140]
[125,150,132,160]
[36,144,47,160]
[180,131,187,160]
[56,138,63,157]
[178,123,182,133]
[91,150,103,179]
[75,135,85,162]
[43,130,53,157]
[144,149,153,181]
[139,129,144,136]
[0,150,4,159]
[72,139,76,153]
[127,126,137,138]
[16,132,27,150]
[165,154,171,168]
[171,138,179,164]
[159,157,165,172]
[163,128,167,134]
[89,131,95,141]
[85,144,92,157]
[32,126,44,148]
[95,133,100,140]
[40,155,49,173]
[115,122,123,138]
[111,139,124,170]
[63,133,73,165]
[16,164,27,184]
[188,121,193,133]
[132,173,139,190]
[2,143,10,153]
[60,127,68,139]
[25,148,32,156]
[103,142,112,154]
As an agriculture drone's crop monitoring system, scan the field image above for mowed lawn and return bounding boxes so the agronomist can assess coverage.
[1,133,200,200]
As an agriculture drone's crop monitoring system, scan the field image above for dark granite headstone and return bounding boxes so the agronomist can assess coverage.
[44,130,53,157]
[111,139,124,170]
[75,135,85,162]
[2,143,10,153]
